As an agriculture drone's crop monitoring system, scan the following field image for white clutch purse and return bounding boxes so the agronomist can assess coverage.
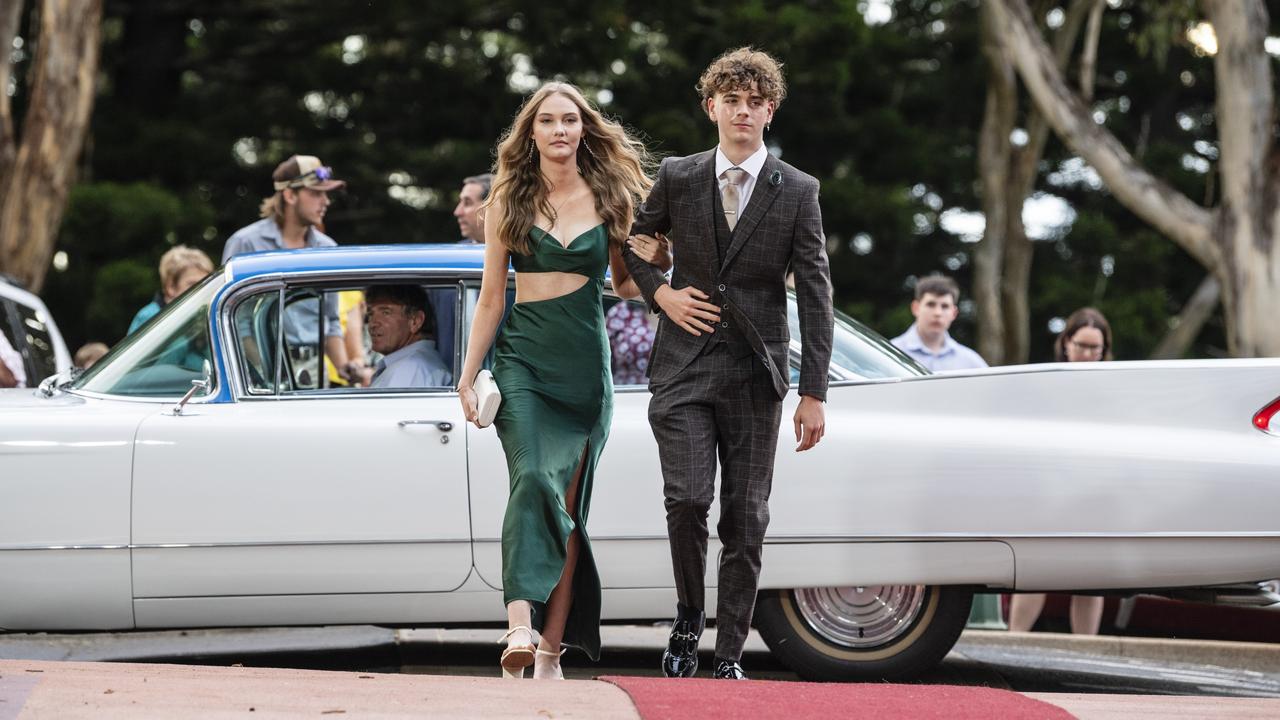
[473,369,502,428]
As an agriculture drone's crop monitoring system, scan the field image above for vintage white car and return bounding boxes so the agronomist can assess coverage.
[3,244,1278,681]
[0,277,71,386]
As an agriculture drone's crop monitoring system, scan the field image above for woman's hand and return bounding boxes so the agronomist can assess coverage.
[458,385,480,426]
[627,233,673,272]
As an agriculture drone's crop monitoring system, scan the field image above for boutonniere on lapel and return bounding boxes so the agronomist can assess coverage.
[769,170,782,188]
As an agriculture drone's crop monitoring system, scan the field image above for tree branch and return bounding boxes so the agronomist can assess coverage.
[1079,0,1105,101]
[1015,0,1099,200]
[1150,274,1220,359]
[987,0,1221,274]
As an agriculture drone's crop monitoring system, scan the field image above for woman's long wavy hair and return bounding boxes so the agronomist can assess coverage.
[487,82,654,255]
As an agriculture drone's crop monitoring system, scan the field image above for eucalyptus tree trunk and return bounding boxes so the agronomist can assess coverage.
[975,0,1100,365]
[975,1,1016,365]
[988,0,1280,357]
[0,0,103,294]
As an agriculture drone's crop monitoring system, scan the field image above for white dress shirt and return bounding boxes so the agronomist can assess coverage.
[715,144,769,212]
[371,339,451,389]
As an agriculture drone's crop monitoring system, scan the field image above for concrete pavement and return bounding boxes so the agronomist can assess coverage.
[0,659,639,719]
[6,658,1280,719]
[6,627,1280,718]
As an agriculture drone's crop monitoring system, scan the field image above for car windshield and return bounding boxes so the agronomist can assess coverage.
[71,270,226,397]
[786,295,927,380]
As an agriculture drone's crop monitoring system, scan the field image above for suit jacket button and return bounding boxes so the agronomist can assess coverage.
[717,284,726,292]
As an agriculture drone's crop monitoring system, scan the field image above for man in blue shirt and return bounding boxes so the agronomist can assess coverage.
[224,155,356,383]
[366,284,451,389]
[891,274,988,373]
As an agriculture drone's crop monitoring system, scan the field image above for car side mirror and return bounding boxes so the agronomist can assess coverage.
[37,366,82,398]
[171,360,212,416]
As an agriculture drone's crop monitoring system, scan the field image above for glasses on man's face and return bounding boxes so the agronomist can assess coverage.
[1069,340,1105,355]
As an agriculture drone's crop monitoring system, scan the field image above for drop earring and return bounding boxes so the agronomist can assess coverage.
[528,140,536,163]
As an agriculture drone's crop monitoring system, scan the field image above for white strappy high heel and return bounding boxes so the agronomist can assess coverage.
[533,646,567,680]
[498,626,536,679]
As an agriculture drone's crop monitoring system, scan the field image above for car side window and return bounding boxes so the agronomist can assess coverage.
[282,289,326,390]
[234,290,281,394]
[461,282,514,374]
[0,299,26,388]
[234,283,456,396]
[231,287,338,393]
[601,295,657,388]
[81,299,213,397]
[11,300,58,381]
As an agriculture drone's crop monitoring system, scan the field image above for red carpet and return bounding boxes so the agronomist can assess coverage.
[597,676,1075,720]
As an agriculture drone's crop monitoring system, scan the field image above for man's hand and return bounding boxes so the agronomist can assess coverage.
[793,395,825,452]
[626,233,673,272]
[655,285,720,336]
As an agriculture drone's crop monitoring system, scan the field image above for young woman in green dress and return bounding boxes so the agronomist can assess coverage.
[457,82,666,679]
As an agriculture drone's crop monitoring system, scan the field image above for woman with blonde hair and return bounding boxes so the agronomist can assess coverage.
[457,82,665,679]
[128,245,214,335]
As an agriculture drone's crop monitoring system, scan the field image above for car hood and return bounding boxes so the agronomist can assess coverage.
[0,387,88,410]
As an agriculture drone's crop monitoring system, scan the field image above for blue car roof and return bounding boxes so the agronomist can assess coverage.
[223,243,488,283]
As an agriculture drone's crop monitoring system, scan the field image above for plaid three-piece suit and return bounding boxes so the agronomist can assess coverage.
[625,149,834,661]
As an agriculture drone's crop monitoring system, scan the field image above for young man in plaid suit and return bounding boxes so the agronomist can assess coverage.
[625,47,834,680]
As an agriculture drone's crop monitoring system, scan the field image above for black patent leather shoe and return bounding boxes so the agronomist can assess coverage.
[712,657,747,680]
[661,603,705,678]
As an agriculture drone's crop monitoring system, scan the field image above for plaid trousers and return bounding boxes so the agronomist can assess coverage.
[648,341,783,662]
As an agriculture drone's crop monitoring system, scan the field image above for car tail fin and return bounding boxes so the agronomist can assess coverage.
[1253,396,1280,434]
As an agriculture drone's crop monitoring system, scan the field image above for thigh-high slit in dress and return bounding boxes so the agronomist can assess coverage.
[492,223,612,660]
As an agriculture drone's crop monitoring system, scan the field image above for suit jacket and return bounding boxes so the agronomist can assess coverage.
[625,149,833,401]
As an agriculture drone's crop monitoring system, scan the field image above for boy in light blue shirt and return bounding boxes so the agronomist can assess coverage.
[891,274,988,373]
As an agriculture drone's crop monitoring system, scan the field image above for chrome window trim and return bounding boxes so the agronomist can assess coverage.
[220,268,478,400]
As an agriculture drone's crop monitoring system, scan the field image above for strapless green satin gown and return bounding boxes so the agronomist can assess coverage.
[492,223,612,660]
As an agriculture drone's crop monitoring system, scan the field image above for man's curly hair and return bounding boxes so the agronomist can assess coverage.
[696,47,787,107]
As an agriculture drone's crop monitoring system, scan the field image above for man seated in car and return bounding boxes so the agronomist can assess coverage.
[365,284,451,389]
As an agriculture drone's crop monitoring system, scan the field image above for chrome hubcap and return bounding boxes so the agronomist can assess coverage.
[794,585,927,648]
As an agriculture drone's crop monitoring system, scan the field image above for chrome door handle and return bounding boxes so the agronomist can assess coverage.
[397,420,454,432]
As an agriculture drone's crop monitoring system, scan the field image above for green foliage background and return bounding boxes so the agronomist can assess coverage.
[24,0,1248,360]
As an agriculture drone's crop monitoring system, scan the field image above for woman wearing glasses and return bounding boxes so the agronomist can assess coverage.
[1008,306,1113,634]
[1053,307,1113,363]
